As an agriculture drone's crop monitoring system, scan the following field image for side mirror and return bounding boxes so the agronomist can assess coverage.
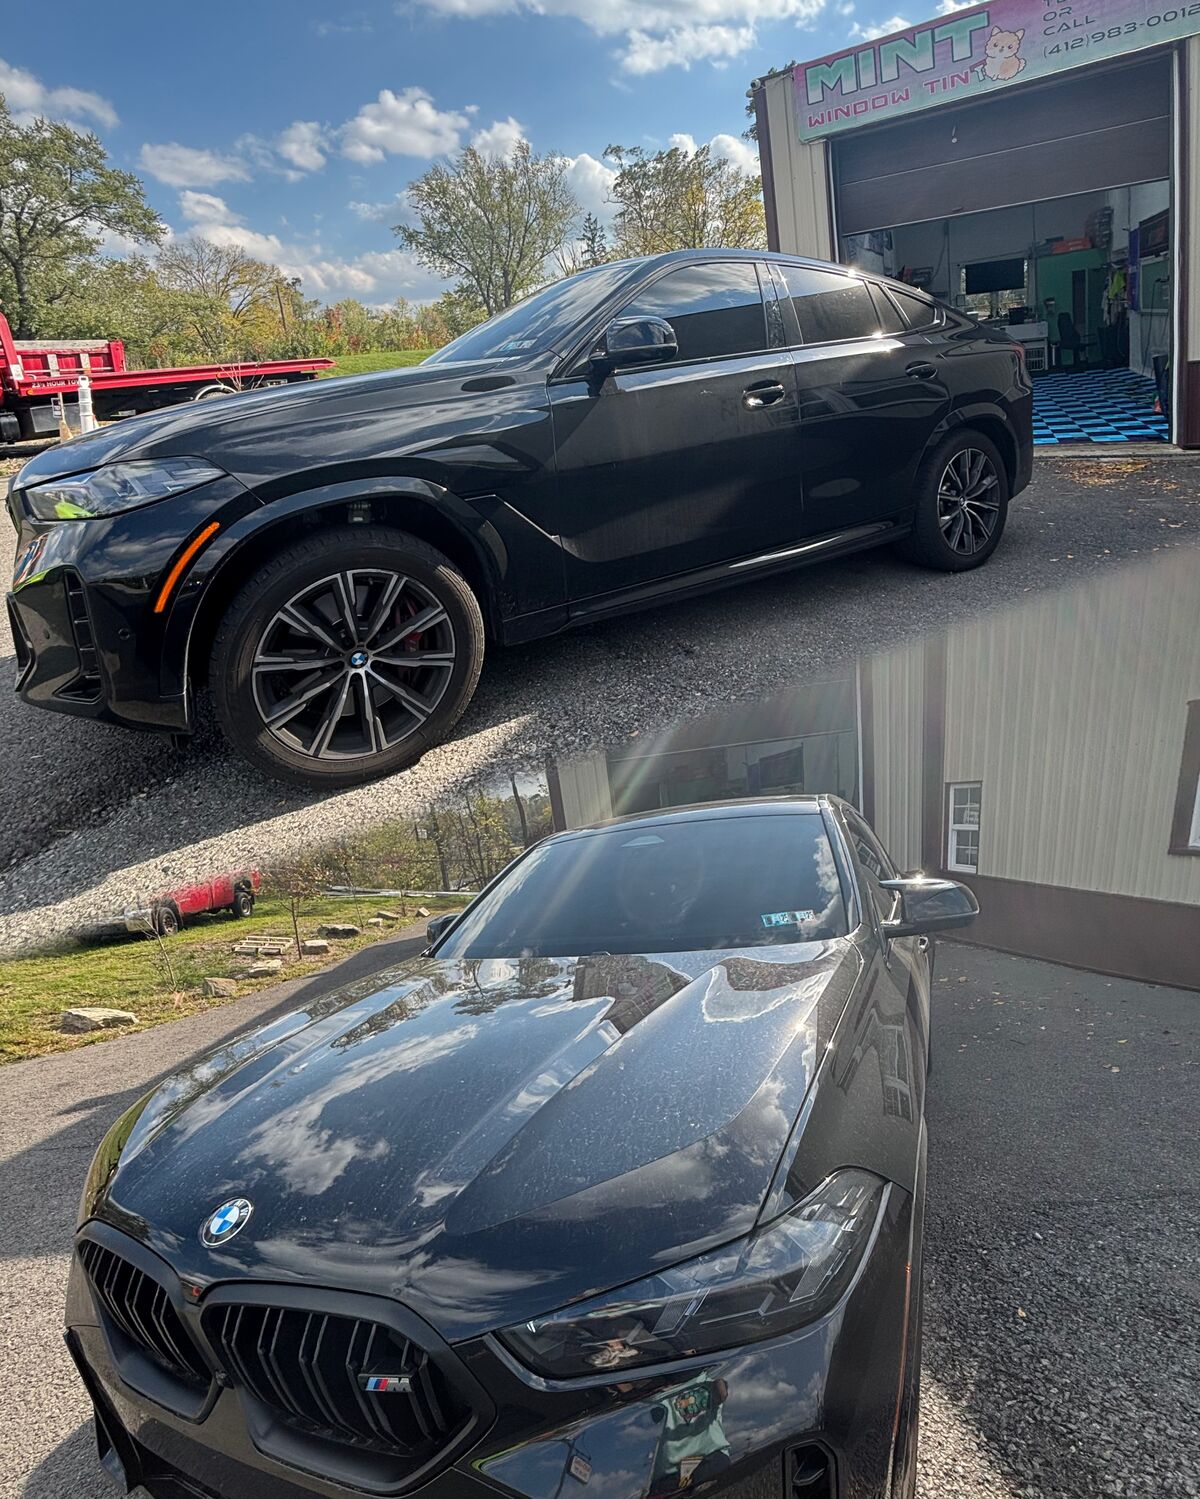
[425,912,456,948]
[878,877,978,939]
[591,316,678,372]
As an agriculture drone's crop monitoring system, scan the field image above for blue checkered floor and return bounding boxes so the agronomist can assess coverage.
[1032,367,1169,445]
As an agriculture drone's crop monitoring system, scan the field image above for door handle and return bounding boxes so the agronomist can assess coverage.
[742,381,787,409]
[905,361,937,380]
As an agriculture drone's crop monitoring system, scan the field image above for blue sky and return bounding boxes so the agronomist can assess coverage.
[0,0,931,305]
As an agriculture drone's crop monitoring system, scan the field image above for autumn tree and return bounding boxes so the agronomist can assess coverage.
[155,237,292,361]
[605,143,766,258]
[0,98,163,336]
[396,141,579,315]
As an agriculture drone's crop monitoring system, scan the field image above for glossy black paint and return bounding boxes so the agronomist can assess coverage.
[65,796,966,1498]
[8,250,1032,737]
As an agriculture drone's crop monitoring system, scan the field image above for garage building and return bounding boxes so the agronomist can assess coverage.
[750,3,1200,446]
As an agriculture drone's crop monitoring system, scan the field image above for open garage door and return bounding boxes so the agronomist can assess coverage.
[833,52,1172,236]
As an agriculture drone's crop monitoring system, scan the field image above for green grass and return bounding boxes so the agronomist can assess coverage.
[321,351,432,378]
[0,893,463,1064]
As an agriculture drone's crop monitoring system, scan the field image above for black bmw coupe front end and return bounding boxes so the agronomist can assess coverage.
[66,799,979,1499]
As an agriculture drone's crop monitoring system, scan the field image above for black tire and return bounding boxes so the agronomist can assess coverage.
[230,888,255,919]
[209,526,485,788]
[153,903,180,937]
[898,430,1009,571]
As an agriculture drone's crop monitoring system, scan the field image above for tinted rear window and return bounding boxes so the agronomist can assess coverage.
[780,265,881,344]
[889,287,939,329]
[436,813,848,958]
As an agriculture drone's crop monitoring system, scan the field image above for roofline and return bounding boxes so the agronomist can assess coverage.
[554,794,838,840]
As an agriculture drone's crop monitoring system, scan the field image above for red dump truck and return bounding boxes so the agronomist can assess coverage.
[0,311,332,443]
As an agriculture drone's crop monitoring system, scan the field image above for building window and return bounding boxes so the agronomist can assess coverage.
[947,782,982,873]
[1169,701,1200,855]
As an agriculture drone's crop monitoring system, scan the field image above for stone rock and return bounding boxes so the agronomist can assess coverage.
[375,909,402,922]
[317,923,361,939]
[59,1007,136,1034]
[241,959,283,978]
[202,977,239,998]
[300,939,329,956]
[367,917,387,927]
[415,906,430,918]
[232,942,263,956]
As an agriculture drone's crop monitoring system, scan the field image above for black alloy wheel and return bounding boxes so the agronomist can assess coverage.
[899,430,1009,572]
[936,448,1002,557]
[210,527,485,788]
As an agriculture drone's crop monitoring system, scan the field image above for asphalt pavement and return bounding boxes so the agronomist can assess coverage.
[3,452,1199,952]
[1,939,1197,1499]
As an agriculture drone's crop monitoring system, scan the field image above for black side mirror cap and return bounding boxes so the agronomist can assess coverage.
[425,912,456,948]
[878,876,979,939]
[591,316,678,372]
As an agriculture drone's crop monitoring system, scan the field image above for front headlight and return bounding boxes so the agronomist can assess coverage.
[24,457,224,521]
[499,1169,886,1378]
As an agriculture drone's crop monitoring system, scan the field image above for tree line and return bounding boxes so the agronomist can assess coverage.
[0,94,764,367]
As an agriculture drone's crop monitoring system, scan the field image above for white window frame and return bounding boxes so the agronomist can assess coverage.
[946,782,982,873]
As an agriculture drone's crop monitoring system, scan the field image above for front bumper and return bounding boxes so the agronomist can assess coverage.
[6,472,257,735]
[64,1190,916,1499]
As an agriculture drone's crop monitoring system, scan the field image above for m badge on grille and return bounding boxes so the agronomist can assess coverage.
[359,1375,413,1393]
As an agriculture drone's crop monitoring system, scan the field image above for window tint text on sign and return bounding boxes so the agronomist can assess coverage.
[795,0,1200,140]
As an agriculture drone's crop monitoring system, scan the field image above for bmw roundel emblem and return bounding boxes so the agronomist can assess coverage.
[201,1197,253,1247]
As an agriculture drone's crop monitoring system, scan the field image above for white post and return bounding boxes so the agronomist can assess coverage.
[77,374,97,433]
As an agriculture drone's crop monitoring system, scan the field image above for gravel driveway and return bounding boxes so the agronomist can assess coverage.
[1,940,1196,1499]
[2,452,1198,952]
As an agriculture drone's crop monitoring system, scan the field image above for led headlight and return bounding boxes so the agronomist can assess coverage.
[24,458,224,521]
[499,1169,886,1378]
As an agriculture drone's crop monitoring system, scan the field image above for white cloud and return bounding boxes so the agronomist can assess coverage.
[179,190,240,224]
[348,196,408,223]
[670,130,760,175]
[139,142,250,188]
[936,0,973,10]
[471,115,525,158]
[563,152,617,216]
[407,1,827,73]
[622,22,755,73]
[850,14,911,39]
[339,87,470,162]
[176,193,446,301]
[277,119,327,172]
[0,57,118,128]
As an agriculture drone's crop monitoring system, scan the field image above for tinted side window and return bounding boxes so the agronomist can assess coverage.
[889,287,939,330]
[623,262,767,362]
[781,266,881,344]
[869,283,906,335]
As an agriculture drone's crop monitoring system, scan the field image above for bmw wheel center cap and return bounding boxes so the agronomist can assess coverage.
[201,1197,253,1247]
[350,649,368,668]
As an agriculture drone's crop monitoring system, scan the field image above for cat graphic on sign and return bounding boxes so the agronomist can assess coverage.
[977,25,1027,83]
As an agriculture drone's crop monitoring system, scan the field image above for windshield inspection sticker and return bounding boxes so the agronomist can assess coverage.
[761,910,815,928]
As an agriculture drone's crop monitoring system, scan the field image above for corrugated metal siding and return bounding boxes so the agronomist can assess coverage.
[943,560,1200,905]
[556,753,613,830]
[867,643,925,872]
[761,70,834,259]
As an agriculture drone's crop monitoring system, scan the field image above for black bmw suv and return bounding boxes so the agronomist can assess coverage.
[7,250,1032,786]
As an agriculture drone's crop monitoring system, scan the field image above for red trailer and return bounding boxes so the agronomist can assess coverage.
[0,312,332,442]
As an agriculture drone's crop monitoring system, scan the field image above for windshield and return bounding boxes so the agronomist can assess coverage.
[424,262,637,365]
[435,812,848,958]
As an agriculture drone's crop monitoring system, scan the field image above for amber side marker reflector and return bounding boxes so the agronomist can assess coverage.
[153,521,220,615]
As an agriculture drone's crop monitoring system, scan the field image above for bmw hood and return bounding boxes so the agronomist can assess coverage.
[86,946,859,1341]
[13,358,527,487]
